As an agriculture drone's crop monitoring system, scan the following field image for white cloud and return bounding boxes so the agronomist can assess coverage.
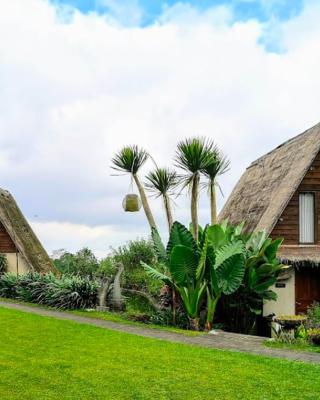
[1,0,320,254]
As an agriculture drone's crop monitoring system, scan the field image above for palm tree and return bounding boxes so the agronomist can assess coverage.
[145,168,178,232]
[112,145,157,230]
[175,137,214,242]
[202,147,230,225]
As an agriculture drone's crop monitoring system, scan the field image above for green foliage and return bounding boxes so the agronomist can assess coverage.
[53,247,99,278]
[175,137,216,176]
[307,302,320,329]
[144,220,283,331]
[111,145,148,174]
[0,272,98,309]
[145,168,178,197]
[0,253,7,274]
[0,273,19,298]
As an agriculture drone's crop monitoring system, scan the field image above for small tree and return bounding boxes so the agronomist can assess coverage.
[202,147,230,225]
[145,168,178,233]
[112,145,157,230]
[175,137,215,242]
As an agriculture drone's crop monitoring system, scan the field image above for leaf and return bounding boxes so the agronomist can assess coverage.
[170,245,199,284]
[234,221,245,237]
[263,290,278,301]
[196,231,208,280]
[207,225,226,249]
[254,277,277,293]
[217,254,245,295]
[141,262,172,286]
[264,238,283,261]
[151,228,167,263]
[209,265,220,297]
[215,241,244,268]
[167,222,198,256]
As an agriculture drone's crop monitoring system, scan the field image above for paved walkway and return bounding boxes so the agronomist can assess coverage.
[1,300,320,364]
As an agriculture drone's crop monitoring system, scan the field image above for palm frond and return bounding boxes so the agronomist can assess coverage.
[145,168,178,197]
[111,145,148,174]
[175,137,216,176]
[202,147,230,182]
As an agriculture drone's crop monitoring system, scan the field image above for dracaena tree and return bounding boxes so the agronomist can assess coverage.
[202,147,230,225]
[145,168,178,233]
[175,137,215,242]
[111,145,157,231]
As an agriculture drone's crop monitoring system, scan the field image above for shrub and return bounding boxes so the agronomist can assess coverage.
[0,253,7,274]
[307,302,320,329]
[0,273,19,298]
[0,272,98,310]
[53,248,99,277]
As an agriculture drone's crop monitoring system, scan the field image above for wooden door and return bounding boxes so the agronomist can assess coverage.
[295,268,320,314]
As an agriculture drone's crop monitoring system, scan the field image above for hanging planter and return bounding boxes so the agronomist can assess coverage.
[122,193,141,212]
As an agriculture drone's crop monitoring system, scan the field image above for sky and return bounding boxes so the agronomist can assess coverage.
[1,0,320,257]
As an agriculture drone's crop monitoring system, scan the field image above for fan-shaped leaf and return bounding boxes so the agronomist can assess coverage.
[167,222,198,256]
[215,241,244,268]
[217,254,245,295]
[170,245,199,284]
[207,225,226,249]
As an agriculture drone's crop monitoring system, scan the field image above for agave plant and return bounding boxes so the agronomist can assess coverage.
[112,145,157,230]
[175,137,215,242]
[202,147,230,225]
[145,168,178,232]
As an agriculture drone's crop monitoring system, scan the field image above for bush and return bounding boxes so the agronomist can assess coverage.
[0,253,7,274]
[53,248,99,278]
[0,272,98,310]
[307,302,320,329]
[308,328,320,345]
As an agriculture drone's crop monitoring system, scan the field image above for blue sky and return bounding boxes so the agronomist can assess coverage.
[53,0,304,25]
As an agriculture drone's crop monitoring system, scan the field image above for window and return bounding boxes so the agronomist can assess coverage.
[299,193,315,243]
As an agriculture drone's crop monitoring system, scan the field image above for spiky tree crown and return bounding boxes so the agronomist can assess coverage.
[111,145,148,174]
[145,168,178,197]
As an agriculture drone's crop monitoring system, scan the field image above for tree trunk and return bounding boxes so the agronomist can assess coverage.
[133,174,157,230]
[210,181,217,225]
[189,317,200,331]
[163,194,173,233]
[191,172,200,242]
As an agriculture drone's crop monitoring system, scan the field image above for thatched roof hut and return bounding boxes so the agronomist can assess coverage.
[0,188,55,273]
[219,122,320,265]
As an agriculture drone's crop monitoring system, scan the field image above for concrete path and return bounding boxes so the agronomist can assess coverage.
[1,300,320,364]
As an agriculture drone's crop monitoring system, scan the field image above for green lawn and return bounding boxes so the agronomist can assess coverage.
[265,339,320,354]
[1,308,320,400]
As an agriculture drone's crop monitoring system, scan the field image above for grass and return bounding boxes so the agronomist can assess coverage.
[265,339,320,354]
[0,297,201,336]
[1,307,320,399]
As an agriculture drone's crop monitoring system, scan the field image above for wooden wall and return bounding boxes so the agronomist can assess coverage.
[271,151,320,244]
[0,221,16,253]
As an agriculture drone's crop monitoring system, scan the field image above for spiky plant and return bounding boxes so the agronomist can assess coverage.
[202,147,230,225]
[175,137,215,241]
[145,168,178,232]
[112,145,157,230]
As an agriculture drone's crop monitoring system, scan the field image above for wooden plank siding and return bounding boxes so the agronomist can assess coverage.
[0,221,16,253]
[271,151,320,244]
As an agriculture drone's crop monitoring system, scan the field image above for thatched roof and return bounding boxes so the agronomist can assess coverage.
[0,188,55,273]
[219,122,320,234]
[278,245,320,267]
